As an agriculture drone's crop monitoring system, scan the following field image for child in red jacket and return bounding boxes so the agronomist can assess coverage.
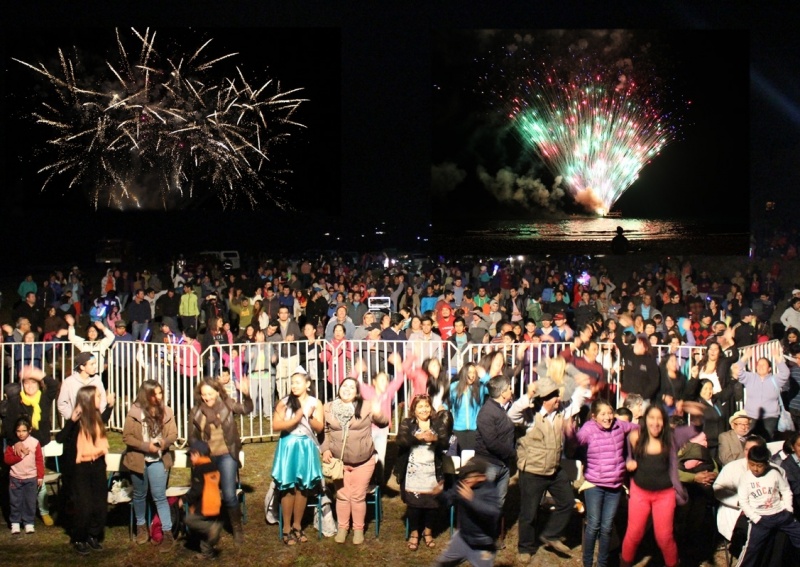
[4,417,44,534]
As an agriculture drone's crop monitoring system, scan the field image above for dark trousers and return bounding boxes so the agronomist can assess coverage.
[738,510,800,567]
[185,511,222,554]
[9,476,37,525]
[517,468,573,554]
[72,459,107,543]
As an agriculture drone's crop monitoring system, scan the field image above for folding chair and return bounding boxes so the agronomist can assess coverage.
[106,452,134,540]
[237,450,247,523]
[276,484,324,541]
[42,440,63,495]
[366,484,382,537]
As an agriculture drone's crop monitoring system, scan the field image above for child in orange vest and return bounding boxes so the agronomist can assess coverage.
[181,440,222,559]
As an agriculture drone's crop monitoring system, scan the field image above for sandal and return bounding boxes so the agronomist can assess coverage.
[423,531,436,548]
[292,528,308,543]
[407,535,419,551]
[282,531,297,546]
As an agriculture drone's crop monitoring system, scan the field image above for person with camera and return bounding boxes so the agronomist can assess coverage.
[122,380,178,549]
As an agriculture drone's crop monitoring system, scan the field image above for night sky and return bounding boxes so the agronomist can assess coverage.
[3,27,341,214]
[0,2,797,265]
[432,29,750,223]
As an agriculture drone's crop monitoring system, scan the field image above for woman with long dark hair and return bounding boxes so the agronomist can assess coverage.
[123,380,178,548]
[394,394,452,550]
[448,362,489,451]
[271,370,324,545]
[55,385,113,556]
[321,377,387,545]
[621,402,705,567]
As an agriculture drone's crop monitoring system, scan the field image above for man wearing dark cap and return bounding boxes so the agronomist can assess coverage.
[535,313,560,343]
[552,312,574,342]
[433,457,500,567]
[733,308,757,349]
[516,377,575,561]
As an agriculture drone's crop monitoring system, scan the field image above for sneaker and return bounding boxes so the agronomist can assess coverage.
[41,514,54,527]
[539,535,571,555]
[159,531,176,553]
[73,542,90,556]
[87,536,103,551]
[11,523,21,535]
[25,524,35,534]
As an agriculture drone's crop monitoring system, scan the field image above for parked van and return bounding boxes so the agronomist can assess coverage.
[199,250,241,270]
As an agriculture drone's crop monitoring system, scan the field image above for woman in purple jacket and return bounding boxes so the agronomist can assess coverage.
[575,399,638,567]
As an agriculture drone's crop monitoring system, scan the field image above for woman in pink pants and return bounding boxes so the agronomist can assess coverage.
[321,377,388,545]
[621,402,706,567]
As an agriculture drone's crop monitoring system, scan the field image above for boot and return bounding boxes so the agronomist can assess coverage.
[335,527,348,544]
[159,531,176,553]
[227,506,244,546]
[352,530,364,545]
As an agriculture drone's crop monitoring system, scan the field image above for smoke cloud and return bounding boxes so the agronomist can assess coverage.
[477,166,565,212]
[432,162,467,194]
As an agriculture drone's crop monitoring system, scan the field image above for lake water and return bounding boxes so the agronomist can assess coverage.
[434,217,750,256]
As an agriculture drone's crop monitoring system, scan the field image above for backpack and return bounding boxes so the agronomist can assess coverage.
[201,469,222,517]
[150,496,184,542]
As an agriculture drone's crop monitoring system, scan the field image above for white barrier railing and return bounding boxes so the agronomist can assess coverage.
[1,337,785,445]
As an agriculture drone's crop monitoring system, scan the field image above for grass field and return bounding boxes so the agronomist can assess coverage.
[0,431,731,567]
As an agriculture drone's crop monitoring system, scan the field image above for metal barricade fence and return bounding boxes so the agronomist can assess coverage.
[1,337,786,445]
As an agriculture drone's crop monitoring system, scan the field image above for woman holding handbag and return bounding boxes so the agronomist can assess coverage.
[321,377,387,545]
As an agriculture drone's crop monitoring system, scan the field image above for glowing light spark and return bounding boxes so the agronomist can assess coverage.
[14,27,308,210]
[492,35,682,215]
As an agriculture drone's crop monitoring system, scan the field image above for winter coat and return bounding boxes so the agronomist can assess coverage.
[122,405,178,474]
[189,394,253,465]
[576,418,638,488]
[320,400,388,466]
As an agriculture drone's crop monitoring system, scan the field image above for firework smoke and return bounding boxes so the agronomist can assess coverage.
[14,28,307,210]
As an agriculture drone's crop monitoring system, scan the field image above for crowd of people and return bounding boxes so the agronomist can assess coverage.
[3,253,800,565]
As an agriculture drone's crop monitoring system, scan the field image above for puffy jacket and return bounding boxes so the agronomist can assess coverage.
[576,418,638,488]
[321,400,388,465]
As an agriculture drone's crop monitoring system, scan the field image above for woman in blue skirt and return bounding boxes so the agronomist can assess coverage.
[272,368,324,545]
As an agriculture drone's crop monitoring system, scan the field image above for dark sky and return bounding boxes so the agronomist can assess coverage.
[2,27,341,214]
[0,2,798,263]
[432,29,749,224]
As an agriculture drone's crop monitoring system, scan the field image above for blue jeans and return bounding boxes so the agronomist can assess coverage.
[583,486,623,567]
[132,460,172,531]
[132,321,149,341]
[487,463,510,506]
[212,453,239,509]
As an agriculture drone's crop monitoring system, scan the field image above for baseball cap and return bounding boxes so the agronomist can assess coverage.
[553,312,566,321]
[740,308,754,318]
[73,352,95,369]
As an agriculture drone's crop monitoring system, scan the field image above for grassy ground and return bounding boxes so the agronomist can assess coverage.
[0,432,728,567]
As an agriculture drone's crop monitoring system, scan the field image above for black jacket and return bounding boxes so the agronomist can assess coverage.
[438,478,500,548]
[2,377,59,446]
[475,399,516,467]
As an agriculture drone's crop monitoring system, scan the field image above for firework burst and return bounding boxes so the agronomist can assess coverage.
[14,28,307,210]
[487,31,682,215]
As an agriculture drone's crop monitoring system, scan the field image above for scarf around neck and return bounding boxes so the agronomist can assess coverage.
[20,389,42,431]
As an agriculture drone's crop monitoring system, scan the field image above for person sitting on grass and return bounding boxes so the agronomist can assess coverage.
[181,440,223,560]
[432,457,500,567]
